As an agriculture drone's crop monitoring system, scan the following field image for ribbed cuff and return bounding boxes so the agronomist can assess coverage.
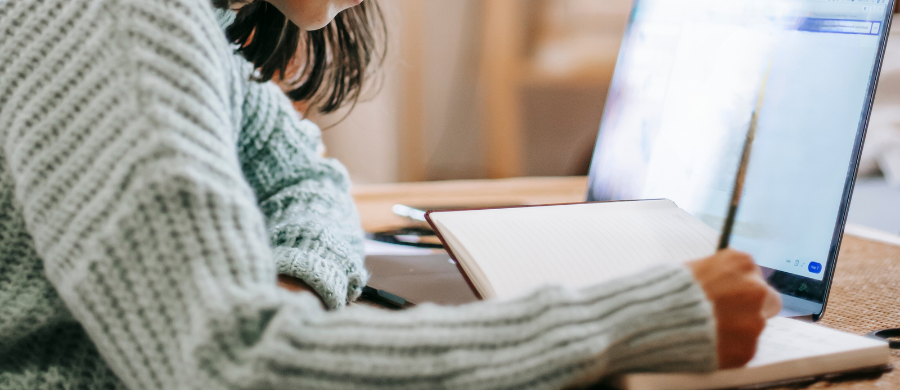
[273,246,369,309]
[572,266,718,385]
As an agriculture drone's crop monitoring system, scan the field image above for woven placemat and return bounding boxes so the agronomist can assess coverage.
[783,236,900,389]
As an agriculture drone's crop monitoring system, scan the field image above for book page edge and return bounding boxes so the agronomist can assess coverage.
[430,214,497,300]
[613,343,889,390]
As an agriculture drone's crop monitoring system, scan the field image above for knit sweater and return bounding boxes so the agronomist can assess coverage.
[0,0,718,389]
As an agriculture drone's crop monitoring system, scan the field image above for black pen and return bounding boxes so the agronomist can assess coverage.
[719,67,771,250]
[361,286,409,310]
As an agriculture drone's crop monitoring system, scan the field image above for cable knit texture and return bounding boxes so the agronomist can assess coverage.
[0,0,719,389]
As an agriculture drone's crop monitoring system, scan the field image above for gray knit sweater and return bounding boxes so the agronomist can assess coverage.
[0,0,718,389]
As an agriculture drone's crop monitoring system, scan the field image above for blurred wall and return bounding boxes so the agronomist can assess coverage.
[312,0,631,183]
[311,1,404,184]
[313,0,485,184]
[316,72,402,184]
[419,0,486,180]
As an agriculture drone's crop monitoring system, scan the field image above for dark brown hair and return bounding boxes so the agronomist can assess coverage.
[215,0,386,114]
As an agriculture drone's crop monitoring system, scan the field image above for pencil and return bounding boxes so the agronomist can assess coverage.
[718,66,772,250]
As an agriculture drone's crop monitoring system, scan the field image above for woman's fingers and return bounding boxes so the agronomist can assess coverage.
[687,250,782,369]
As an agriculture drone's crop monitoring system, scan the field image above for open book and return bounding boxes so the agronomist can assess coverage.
[426,199,719,300]
[426,200,890,389]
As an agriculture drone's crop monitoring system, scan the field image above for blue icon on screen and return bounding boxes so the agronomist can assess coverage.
[808,262,822,274]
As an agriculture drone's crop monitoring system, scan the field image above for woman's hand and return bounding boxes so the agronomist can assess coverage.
[687,250,782,369]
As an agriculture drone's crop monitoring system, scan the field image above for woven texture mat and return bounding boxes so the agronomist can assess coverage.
[783,236,900,389]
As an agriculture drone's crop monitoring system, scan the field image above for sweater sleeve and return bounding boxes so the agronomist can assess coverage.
[2,1,718,389]
[237,80,367,310]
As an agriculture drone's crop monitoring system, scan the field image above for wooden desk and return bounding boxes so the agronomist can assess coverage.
[352,176,589,232]
[352,177,900,389]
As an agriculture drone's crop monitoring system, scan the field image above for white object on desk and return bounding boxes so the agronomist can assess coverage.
[844,223,900,248]
[847,177,900,237]
[363,239,437,256]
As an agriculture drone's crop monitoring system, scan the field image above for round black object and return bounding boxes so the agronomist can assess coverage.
[866,328,900,349]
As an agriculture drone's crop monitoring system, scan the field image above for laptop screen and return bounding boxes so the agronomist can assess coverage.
[587,0,892,310]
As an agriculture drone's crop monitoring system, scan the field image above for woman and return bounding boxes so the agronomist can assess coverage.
[0,0,780,389]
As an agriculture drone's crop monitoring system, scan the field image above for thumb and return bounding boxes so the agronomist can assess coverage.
[761,285,782,319]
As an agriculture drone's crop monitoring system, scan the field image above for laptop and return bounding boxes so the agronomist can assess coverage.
[586,0,894,321]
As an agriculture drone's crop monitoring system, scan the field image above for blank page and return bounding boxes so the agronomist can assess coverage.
[429,200,719,300]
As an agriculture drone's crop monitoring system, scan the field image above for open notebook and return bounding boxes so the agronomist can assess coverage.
[426,199,719,300]
[613,317,889,390]
[426,200,890,388]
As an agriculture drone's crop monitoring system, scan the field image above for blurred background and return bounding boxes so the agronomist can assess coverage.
[311,0,630,183]
[307,0,900,235]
